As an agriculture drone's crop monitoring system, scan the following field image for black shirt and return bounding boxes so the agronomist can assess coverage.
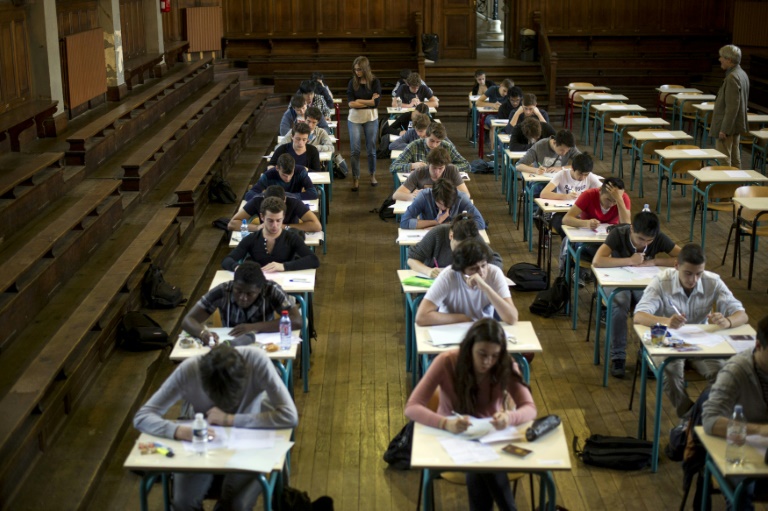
[604,224,676,260]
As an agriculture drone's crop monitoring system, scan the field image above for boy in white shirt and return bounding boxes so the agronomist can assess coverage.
[538,153,600,238]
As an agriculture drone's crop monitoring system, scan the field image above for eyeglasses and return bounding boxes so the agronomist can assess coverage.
[354,67,363,71]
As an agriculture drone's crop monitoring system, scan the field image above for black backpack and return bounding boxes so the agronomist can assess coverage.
[507,262,548,291]
[370,194,397,222]
[208,174,237,204]
[117,311,170,351]
[383,421,414,470]
[573,434,652,471]
[141,264,186,309]
[275,486,335,511]
[529,276,569,317]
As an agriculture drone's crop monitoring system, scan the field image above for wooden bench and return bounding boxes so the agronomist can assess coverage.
[66,58,213,170]
[0,100,58,152]
[174,95,266,217]
[124,53,164,91]
[121,75,240,194]
[164,40,190,67]
[0,152,68,243]
[0,179,122,351]
[0,207,179,504]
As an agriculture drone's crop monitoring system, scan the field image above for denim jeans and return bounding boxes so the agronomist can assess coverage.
[347,119,378,178]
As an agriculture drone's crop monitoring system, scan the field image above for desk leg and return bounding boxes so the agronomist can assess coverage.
[637,351,648,439]
[650,359,670,472]
[421,469,434,511]
[701,458,713,511]
[593,288,603,366]
[511,353,530,384]
[326,160,334,202]
[256,473,273,511]
[570,245,583,330]
[293,294,310,393]
[472,106,478,147]
[478,114,487,158]
[319,186,327,255]
[539,471,557,511]
[601,288,622,387]
[689,185,699,242]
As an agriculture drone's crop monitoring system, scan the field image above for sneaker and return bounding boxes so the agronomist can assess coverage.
[581,269,594,284]
[571,269,585,288]
[611,359,626,379]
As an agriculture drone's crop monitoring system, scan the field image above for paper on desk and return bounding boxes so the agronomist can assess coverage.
[305,231,324,242]
[624,266,662,277]
[595,268,635,282]
[439,437,499,464]
[746,435,768,459]
[724,170,750,178]
[225,440,294,473]
[479,424,525,444]
[633,117,653,123]
[683,149,707,156]
[227,428,278,450]
[726,338,756,353]
[182,425,228,451]
[654,132,675,139]
[397,231,428,243]
[569,228,607,238]
[459,417,496,440]
[428,322,474,346]
[668,325,724,346]
[254,332,301,346]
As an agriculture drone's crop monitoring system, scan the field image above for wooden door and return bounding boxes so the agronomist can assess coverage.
[436,0,476,59]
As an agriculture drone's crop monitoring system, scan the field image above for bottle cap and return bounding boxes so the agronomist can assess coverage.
[734,404,743,413]
[195,413,204,420]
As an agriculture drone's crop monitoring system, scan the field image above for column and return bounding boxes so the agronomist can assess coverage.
[99,0,127,101]
[144,0,166,76]
[26,0,66,133]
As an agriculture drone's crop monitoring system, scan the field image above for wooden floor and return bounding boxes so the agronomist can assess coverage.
[103,113,768,511]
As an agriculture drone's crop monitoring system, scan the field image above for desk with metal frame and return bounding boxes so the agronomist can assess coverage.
[610,117,670,177]
[397,228,490,270]
[591,103,646,160]
[562,225,609,330]
[563,85,610,130]
[503,150,527,214]
[670,93,716,131]
[627,130,692,198]
[476,105,499,158]
[580,94,628,146]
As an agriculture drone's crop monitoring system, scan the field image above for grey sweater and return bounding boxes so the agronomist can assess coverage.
[702,348,768,434]
[134,347,298,438]
[407,224,503,270]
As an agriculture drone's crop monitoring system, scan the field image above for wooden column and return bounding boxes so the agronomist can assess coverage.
[100,0,127,100]
[26,0,66,134]
[144,0,165,76]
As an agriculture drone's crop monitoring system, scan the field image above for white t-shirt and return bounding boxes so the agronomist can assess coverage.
[548,169,601,195]
[424,266,511,321]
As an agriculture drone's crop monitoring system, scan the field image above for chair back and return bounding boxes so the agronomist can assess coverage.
[668,145,702,177]
[568,82,594,104]
[733,185,768,222]
[659,84,685,107]
[680,93,703,116]
[701,166,741,202]
[601,104,630,132]
[640,129,673,162]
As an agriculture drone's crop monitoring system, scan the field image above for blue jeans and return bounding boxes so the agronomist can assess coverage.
[347,119,378,178]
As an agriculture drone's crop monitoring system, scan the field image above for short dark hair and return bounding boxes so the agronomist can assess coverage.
[260,196,286,217]
[298,80,315,94]
[414,103,430,115]
[451,213,479,242]
[572,153,593,174]
[427,122,447,140]
[292,121,311,135]
[426,147,451,166]
[756,316,768,349]
[522,93,537,106]
[678,243,706,266]
[508,86,524,99]
[290,93,305,109]
[264,185,286,200]
[234,261,267,287]
[554,130,575,148]
[399,69,412,80]
[500,79,514,89]
[413,115,431,132]
[451,239,494,272]
[520,117,541,140]
[474,69,486,77]
[200,345,248,413]
[276,154,295,174]
[632,211,661,238]
[601,177,625,191]
[305,106,322,121]
[432,178,457,208]
[406,73,422,88]
[311,71,324,81]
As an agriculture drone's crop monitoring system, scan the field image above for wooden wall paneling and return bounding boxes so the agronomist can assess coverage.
[733,1,767,46]
[440,0,476,59]
[272,0,293,33]
[62,28,108,110]
[184,7,223,52]
[56,0,99,38]
[296,0,316,33]
[342,0,363,31]
[120,0,147,60]
[162,0,182,42]
[224,0,269,35]
[590,0,614,32]
[319,0,339,33]
[0,9,31,112]
[13,16,30,97]
[367,0,385,31]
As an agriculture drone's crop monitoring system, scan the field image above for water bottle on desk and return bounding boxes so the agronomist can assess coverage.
[643,204,651,212]
[240,219,249,240]
[726,404,747,466]
[192,412,208,456]
[279,310,292,351]
[396,97,402,111]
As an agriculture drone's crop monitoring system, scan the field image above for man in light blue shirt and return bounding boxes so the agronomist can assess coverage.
[400,178,485,230]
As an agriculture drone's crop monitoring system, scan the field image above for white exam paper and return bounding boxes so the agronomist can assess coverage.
[724,170,750,178]
[668,325,724,346]
[428,322,474,346]
[439,437,499,464]
[683,149,707,156]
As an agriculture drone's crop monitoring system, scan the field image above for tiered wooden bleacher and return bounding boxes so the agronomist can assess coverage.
[66,58,213,170]
[121,75,240,194]
[0,100,58,152]
[174,94,267,218]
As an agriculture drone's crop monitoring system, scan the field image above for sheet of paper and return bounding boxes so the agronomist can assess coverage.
[254,332,301,346]
[225,440,294,473]
[623,266,662,277]
[428,322,474,346]
[397,231,428,243]
[726,339,756,353]
[227,428,277,450]
[305,231,324,242]
[458,417,495,440]
[595,269,635,282]
[683,149,707,156]
[746,434,768,459]
[633,117,653,123]
[668,325,724,346]
[724,170,750,178]
[439,437,499,464]
[654,132,675,139]
[479,424,525,444]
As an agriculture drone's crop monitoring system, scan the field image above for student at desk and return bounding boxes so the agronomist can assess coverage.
[384,102,431,137]
[592,211,681,378]
[228,185,321,233]
[506,117,556,152]
[539,153,600,236]
[298,80,331,128]
[471,69,496,97]
[392,72,439,109]
[389,114,431,152]
[416,239,517,326]
[506,93,550,129]
[407,213,502,278]
[268,121,321,173]
[279,93,307,137]
[405,318,535,511]
[634,243,748,418]
[516,129,580,175]
[393,147,469,201]
[133,344,298,511]
[223,197,320,273]
[279,107,350,178]
[400,179,485,230]
[390,122,470,175]
[246,154,318,201]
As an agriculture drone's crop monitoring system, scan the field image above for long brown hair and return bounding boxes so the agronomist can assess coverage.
[352,56,375,90]
[453,318,525,415]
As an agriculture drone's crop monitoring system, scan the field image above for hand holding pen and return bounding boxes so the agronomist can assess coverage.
[445,411,471,434]
[491,390,511,430]
[430,258,442,279]
[669,304,687,329]
[707,312,730,329]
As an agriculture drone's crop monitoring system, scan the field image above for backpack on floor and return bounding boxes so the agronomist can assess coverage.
[370,194,397,222]
[470,159,493,174]
[141,264,186,309]
[507,262,548,291]
[117,312,170,351]
[383,421,414,470]
[573,434,652,470]
[208,174,237,204]
[529,276,568,317]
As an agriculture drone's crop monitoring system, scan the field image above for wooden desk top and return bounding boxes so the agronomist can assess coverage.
[397,269,432,294]
[693,103,714,112]
[748,114,768,123]
[628,130,693,141]
[497,134,510,144]
[750,130,768,140]
[564,85,609,91]
[534,198,573,213]
[655,87,702,94]
[591,104,646,112]
[397,228,489,246]
[211,269,316,294]
[477,106,500,113]
[230,230,322,248]
[504,150,527,160]
[634,323,754,359]
[170,328,300,361]
[264,151,332,162]
[308,172,331,184]
[387,107,437,114]
[469,94,482,101]
[654,148,726,160]
[694,426,768,478]
[415,321,542,356]
[687,169,767,183]
[733,197,768,210]
[562,224,610,243]
[391,150,403,159]
[672,93,716,101]
[592,266,661,288]
[411,422,571,471]
[491,119,508,127]
[581,93,628,101]
[521,171,557,183]
[611,117,669,127]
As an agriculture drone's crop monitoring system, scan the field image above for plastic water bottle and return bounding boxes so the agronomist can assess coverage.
[192,412,208,456]
[240,219,249,240]
[726,404,747,466]
[642,204,651,212]
[279,310,292,351]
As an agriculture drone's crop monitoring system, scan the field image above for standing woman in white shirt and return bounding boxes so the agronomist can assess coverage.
[346,56,382,191]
